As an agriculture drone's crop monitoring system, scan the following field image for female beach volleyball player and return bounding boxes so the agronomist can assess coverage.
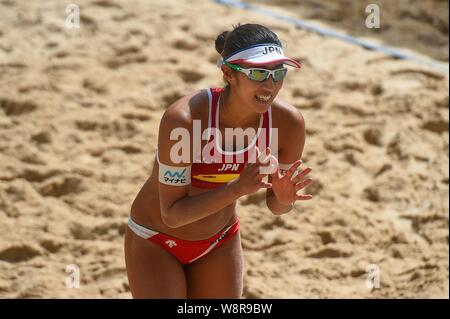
[124,23,313,298]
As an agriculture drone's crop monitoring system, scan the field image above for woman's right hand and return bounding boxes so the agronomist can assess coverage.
[229,147,274,196]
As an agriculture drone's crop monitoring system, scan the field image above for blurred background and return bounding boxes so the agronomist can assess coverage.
[0,0,448,298]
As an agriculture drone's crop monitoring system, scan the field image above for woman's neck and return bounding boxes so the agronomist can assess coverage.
[219,87,259,128]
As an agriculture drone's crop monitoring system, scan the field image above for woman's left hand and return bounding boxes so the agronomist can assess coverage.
[270,160,313,205]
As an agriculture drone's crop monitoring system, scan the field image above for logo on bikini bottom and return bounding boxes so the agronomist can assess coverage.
[165,240,177,248]
[211,230,229,246]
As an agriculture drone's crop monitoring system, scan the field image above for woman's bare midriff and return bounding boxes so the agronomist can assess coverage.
[129,155,237,241]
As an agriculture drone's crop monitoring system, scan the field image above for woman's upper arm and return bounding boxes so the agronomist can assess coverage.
[266,105,306,200]
[277,105,306,164]
[157,104,193,225]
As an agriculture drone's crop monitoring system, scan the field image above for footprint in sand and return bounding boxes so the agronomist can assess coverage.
[297,99,322,110]
[363,185,381,202]
[30,130,52,145]
[121,111,151,121]
[105,45,147,69]
[421,119,448,135]
[240,192,265,206]
[39,239,63,254]
[52,51,69,59]
[91,0,122,9]
[114,45,140,57]
[374,163,393,178]
[316,230,336,245]
[0,245,42,263]
[208,53,219,64]
[79,14,98,33]
[112,12,135,22]
[45,41,59,49]
[179,69,205,83]
[0,98,37,116]
[37,175,84,197]
[161,91,184,107]
[369,83,384,96]
[82,78,108,94]
[262,217,298,231]
[338,80,367,92]
[171,38,199,51]
[434,95,448,109]
[390,68,445,81]
[179,24,191,32]
[76,117,139,140]
[0,62,26,69]
[323,137,364,153]
[306,245,352,258]
[75,119,99,131]
[70,221,125,241]
[70,222,96,240]
[292,87,323,99]
[21,166,63,183]
[305,179,323,196]
[363,127,384,146]
[93,221,127,239]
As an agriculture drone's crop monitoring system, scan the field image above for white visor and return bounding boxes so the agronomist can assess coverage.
[222,43,301,68]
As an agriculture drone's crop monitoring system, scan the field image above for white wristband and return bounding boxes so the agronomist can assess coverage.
[279,162,300,178]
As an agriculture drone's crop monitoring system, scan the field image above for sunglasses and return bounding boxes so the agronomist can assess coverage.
[224,61,288,82]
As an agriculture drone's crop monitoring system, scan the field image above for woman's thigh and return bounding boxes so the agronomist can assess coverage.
[124,226,187,298]
[185,232,244,299]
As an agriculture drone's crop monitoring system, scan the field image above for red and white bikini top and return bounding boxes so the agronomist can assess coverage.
[191,87,272,189]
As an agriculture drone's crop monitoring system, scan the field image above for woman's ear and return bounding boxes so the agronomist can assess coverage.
[221,64,233,83]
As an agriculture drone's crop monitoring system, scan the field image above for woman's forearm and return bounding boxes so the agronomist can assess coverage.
[162,181,243,228]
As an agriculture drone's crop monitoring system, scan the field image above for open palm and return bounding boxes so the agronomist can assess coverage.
[271,160,313,205]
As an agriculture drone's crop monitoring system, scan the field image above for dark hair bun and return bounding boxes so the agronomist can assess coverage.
[214,24,281,58]
[215,31,230,55]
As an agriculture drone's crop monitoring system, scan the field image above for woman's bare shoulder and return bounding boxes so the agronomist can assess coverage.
[271,97,306,160]
[271,97,305,129]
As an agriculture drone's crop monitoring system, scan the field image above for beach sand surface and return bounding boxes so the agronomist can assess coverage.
[0,0,448,298]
